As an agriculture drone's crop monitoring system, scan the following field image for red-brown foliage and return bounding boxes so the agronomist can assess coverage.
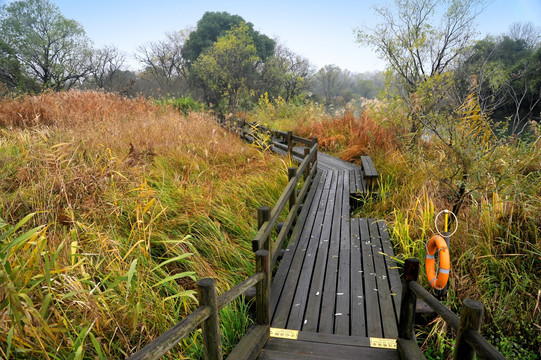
[0,90,157,128]
[294,110,398,162]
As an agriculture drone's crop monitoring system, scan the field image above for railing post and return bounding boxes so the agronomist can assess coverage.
[256,250,270,325]
[398,258,420,340]
[288,168,297,211]
[253,206,270,252]
[287,131,293,154]
[303,148,310,180]
[312,137,318,167]
[197,278,222,360]
[454,299,484,360]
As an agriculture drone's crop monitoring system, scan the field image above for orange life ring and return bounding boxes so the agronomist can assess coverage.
[425,235,450,290]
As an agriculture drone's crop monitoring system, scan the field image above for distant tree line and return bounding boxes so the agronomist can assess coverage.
[2,0,539,125]
[0,0,384,113]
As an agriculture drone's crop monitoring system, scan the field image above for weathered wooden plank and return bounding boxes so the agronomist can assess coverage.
[287,171,335,330]
[272,171,329,327]
[225,325,268,360]
[360,218,382,338]
[334,170,351,335]
[270,171,324,318]
[348,169,356,194]
[318,153,361,172]
[302,171,341,332]
[361,156,379,190]
[318,173,344,334]
[258,349,331,359]
[296,331,372,347]
[377,221,402,323]
[349,219,366,337]
[348,169,364,195]
[361,156,378,177]
[368,219,398,339]
[263,338,398,359]
[354,169,365,194]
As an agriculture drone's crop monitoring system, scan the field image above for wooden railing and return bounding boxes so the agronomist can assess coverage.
[397,258,507,360]
[128,251,269,360]
[218,116,319,267]
[128,121,319,360]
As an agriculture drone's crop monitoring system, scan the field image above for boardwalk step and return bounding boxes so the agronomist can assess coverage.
[258,349,339,359]
[259,337,398,359]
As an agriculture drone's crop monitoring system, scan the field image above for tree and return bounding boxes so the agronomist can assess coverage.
[257,43,313,101]
[182,11,274,66]
[357,0,485,95]
[136,29,190,96]
[274,44,313,101]
[87,45,126,91]
[0,0,92,90]
[356,0,486,136]
[192,23,259,112]
[458,34,541,135]
[508,22,541,49]
[0,39,25,89]
[313,65,352,107]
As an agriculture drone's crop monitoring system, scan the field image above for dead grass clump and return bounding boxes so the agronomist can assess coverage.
[294,110,399,161]
[0,90,156,128]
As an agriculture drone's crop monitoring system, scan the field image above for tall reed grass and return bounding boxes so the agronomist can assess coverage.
[0,91,287,359]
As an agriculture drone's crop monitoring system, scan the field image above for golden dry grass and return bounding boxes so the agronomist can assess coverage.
[0,91,288,359]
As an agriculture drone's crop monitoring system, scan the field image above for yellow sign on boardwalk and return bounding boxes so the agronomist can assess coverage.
[369,337,397,349]
[270,327,299,340]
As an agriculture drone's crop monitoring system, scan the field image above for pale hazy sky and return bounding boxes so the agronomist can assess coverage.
[4,0,541,73]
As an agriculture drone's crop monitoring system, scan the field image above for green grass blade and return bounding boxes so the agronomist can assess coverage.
[152,271,196,288]
[152,253,193,271]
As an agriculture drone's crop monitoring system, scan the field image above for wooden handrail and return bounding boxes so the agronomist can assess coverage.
[398,258,507,360]
[128,305,212,359]
[271,162,317,267]
[217,272,265,310]
[408,281,459,330]
[129,252,269,360]
[252,143,317,254]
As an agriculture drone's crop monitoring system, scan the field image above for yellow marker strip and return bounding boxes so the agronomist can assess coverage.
[270,327,299,340]
[445,211,449,232]
[369,337,397,349]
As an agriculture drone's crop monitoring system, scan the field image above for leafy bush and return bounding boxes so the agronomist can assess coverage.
[157,96,204,115]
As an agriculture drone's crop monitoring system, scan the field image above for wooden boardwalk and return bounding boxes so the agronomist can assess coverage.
[260,155,402,359]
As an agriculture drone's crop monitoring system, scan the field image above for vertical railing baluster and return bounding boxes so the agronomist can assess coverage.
[288,167,297,211]
[304,147,310,180]
[287,131,293,155]
[197,278,222,360]
[398,258,420,340]
[454,299,484,360]
[256,250,270,325]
